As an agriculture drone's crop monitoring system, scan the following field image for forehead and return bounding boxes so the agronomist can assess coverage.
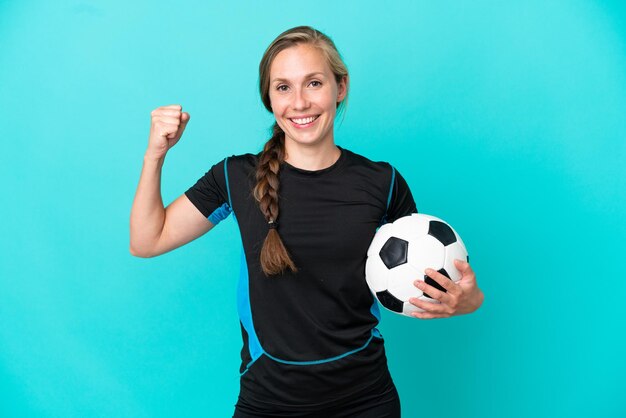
[270,44,331,81]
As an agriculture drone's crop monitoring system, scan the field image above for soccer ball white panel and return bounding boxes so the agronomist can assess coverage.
[455,232,468,254]
[406,235,445,276]
[403,301,424,315]
[444,242,468,282]
[413,213,441,224]
[403,297,442,314]
[365,255,389,293]
[387,214,429,243]
[449,225,467,255]
[386,263,423,302]
[367,223,394,257]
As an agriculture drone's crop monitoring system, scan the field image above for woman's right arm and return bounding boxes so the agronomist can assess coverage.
[129,104,214,258]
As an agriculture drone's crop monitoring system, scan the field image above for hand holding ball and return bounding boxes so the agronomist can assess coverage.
[365,213,469,317]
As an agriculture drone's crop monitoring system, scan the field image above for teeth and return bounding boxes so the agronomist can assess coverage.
[291,115,318,125]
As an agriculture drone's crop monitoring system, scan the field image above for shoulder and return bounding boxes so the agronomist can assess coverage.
[338,148,398,201]
[219,152,259,176]
[223,152,258,166]
[220,152,260,188]
[342,147,394,176]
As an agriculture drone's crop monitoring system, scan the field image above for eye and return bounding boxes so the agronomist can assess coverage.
[275,80,322,92]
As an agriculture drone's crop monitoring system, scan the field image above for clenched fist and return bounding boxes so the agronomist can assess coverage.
[146,104,190,159]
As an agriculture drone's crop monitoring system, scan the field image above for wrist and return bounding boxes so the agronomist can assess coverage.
[143,152,166,165]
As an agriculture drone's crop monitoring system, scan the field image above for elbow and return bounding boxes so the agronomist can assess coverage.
[129,245,144,257]
[129,244,154,258]
[129,231,158,258]
[475,289,485,311]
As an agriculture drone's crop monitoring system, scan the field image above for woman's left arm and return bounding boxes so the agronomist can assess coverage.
[408,259,484,319]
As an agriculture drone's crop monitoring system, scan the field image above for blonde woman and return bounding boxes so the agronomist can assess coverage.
[130,25,484,417]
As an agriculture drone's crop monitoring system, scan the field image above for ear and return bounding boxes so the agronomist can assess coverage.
[337,75,348,103]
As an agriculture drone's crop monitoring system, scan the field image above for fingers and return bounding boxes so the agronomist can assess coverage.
[153,116,181,124]
[418,268,457,299]
[151,112,190,130]
[150,104,189,137]
[180,111,190,125]
[454,258,477,283]
[152,110,181,117]
[407,267,462,318]
[407,262,476,320]
[454,258,474,273]
[151,104,184,119]
[146,104,189,158]
[410,309,449,320]
[409,297,448,315]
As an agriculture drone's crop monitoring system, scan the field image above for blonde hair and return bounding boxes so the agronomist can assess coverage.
[253,25,350,276]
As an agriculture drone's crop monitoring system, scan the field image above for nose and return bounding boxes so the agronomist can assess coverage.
[291,87,310,110]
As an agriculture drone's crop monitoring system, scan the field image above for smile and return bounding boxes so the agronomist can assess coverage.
[289,115,320,127]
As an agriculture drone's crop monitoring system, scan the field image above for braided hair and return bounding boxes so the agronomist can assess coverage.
[253,25,349,276]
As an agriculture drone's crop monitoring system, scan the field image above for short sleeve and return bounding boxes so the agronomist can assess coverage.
[383,166,418,224]
[184,158,232,226]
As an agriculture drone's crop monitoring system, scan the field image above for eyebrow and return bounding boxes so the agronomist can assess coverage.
[271,72,325,84]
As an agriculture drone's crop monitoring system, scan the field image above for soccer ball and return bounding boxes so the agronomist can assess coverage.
[365,213,469,317]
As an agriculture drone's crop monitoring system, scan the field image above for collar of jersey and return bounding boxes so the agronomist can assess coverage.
[281,145,348,178]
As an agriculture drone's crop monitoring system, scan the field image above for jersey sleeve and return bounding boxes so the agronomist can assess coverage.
[384,166,418,224]
[184,158,232,226]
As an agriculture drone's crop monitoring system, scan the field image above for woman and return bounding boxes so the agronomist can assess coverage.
[130,25,483,417]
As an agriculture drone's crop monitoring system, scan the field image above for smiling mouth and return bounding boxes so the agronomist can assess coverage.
[289,115,320,126]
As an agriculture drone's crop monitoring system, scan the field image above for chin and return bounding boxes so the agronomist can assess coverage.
[286,137,323,147]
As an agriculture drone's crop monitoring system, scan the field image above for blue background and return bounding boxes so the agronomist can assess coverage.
[1,1,625,417]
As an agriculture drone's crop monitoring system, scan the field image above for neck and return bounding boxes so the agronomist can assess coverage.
[283,140,341,171]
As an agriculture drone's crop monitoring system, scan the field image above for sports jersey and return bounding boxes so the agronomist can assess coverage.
[184,145,417,415]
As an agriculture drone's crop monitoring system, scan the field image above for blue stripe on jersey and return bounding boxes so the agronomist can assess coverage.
[369,285,382,339]
[370,165,396,335]
[223,159,262,375]
[225,157,233,208]
[223,158,261,375]
[235,215,264,365]
[378,165,396,227]
[386,165,396,210]
[207,202,232,225]
[263,331,378,366]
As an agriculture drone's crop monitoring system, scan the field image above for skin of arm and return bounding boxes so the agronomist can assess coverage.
[129,154,214,258]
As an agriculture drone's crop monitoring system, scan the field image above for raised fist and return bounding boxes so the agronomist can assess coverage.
[146,104,190,159]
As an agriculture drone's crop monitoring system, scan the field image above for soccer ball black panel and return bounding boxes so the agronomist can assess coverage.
[379,237,408,269]
[376,290,404,313]
[428,220,457,246]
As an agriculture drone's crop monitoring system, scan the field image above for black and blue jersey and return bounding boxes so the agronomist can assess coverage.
[185,145,417,414]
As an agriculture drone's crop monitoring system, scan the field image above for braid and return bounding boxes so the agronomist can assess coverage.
[254,25,350,276]
[253,122,298,276]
